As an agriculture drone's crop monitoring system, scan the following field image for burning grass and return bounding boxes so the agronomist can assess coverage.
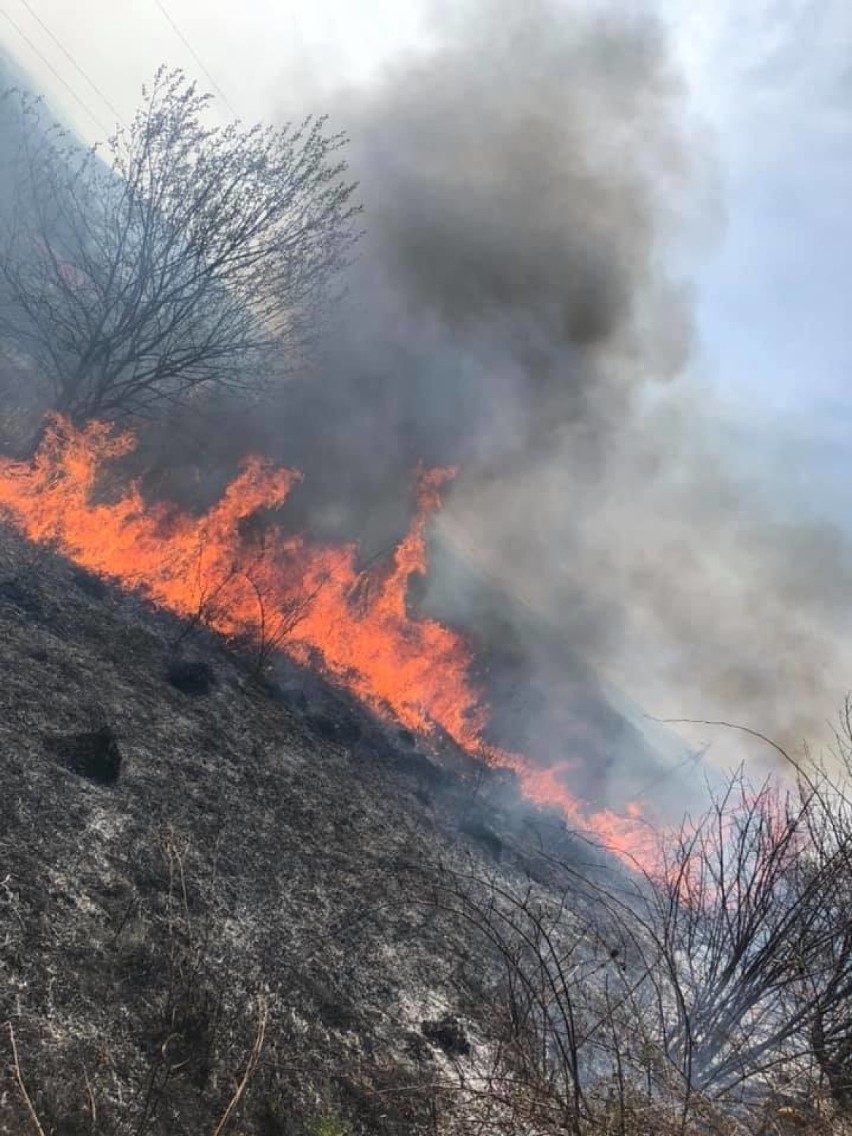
[0,414,654,866]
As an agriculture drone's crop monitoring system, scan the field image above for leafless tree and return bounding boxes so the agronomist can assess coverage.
[420,746,852,1135]
[234,519,325,677]
[167,519,326,677]
[419,859,677,1136]
[0,67,360,425]
[793,713,852,1117]
[630,777,812,1112]
[626,760,852,1128]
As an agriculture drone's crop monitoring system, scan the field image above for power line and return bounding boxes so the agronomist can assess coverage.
[152,0,240,119]
[16,0,124,127]
[0,5,109,135]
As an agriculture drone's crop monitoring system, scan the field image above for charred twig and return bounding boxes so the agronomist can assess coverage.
[5,1021,47,1136]
[210,998,268,1136]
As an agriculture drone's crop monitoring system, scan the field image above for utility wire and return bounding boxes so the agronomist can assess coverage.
[16,0,124,127]
[152,0,240,119]
[0,5,109,135]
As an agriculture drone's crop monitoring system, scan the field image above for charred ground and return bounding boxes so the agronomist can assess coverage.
[0,521,603,1135]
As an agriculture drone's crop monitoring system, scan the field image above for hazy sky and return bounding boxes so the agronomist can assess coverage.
[670,2,852,493]
[0,0,427,128]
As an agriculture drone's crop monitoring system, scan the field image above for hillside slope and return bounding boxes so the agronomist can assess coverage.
[0,522,606,1135]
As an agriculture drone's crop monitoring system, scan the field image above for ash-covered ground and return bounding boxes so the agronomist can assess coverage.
[0,522,627,1135]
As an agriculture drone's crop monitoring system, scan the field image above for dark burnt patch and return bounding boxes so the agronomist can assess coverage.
[47,724,122,785]
[166,658,216,696]
[0,577,42,618]
[261,678,309,712]
[70,565,109,600]
[307,711,363,747]
[421,1014,471,1057]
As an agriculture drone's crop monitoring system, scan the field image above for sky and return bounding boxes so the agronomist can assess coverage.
[666,1,852,524]
[2,0,851,768]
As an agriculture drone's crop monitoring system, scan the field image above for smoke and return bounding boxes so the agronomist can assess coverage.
[278,0,694,484]
[441,394,852,763]
[260,0,852,770]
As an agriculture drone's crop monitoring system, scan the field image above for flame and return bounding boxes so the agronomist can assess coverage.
[0,416,657,867]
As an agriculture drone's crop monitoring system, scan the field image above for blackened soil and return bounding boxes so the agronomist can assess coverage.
[0,524,591,1135]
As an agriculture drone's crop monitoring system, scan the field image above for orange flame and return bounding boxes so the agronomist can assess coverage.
[0,416,657,866]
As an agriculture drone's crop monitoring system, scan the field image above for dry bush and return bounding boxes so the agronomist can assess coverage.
[412,727,852,1136]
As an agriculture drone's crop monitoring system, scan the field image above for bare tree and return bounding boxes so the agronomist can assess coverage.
[0,67,360,425]
[416,748,852,1135]
[419,857,737,1136]
[632,777,812,1110]
[166,518,326,675]
[793,714,852,1117]
[630,764,852,1124]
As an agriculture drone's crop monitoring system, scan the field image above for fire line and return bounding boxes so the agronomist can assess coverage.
[0,415,655,867]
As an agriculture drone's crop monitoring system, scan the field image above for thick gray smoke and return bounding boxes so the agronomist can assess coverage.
[280,1,693,486]
[264,0,852,772]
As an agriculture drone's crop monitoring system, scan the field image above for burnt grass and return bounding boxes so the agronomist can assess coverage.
[0,523,598,1135]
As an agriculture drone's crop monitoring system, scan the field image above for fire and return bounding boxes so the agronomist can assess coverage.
[0,416,656,866]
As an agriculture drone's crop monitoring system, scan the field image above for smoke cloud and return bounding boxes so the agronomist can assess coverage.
[279,0,693,482]
[261,0,852,772]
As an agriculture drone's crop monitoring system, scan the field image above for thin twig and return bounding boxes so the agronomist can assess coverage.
[653,717,801,774]
[5,1021,47,1136]
[83,1066,97,1130]
[210,999,268,1136]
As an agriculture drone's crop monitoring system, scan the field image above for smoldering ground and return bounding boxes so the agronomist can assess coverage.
[259,0,852,773]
